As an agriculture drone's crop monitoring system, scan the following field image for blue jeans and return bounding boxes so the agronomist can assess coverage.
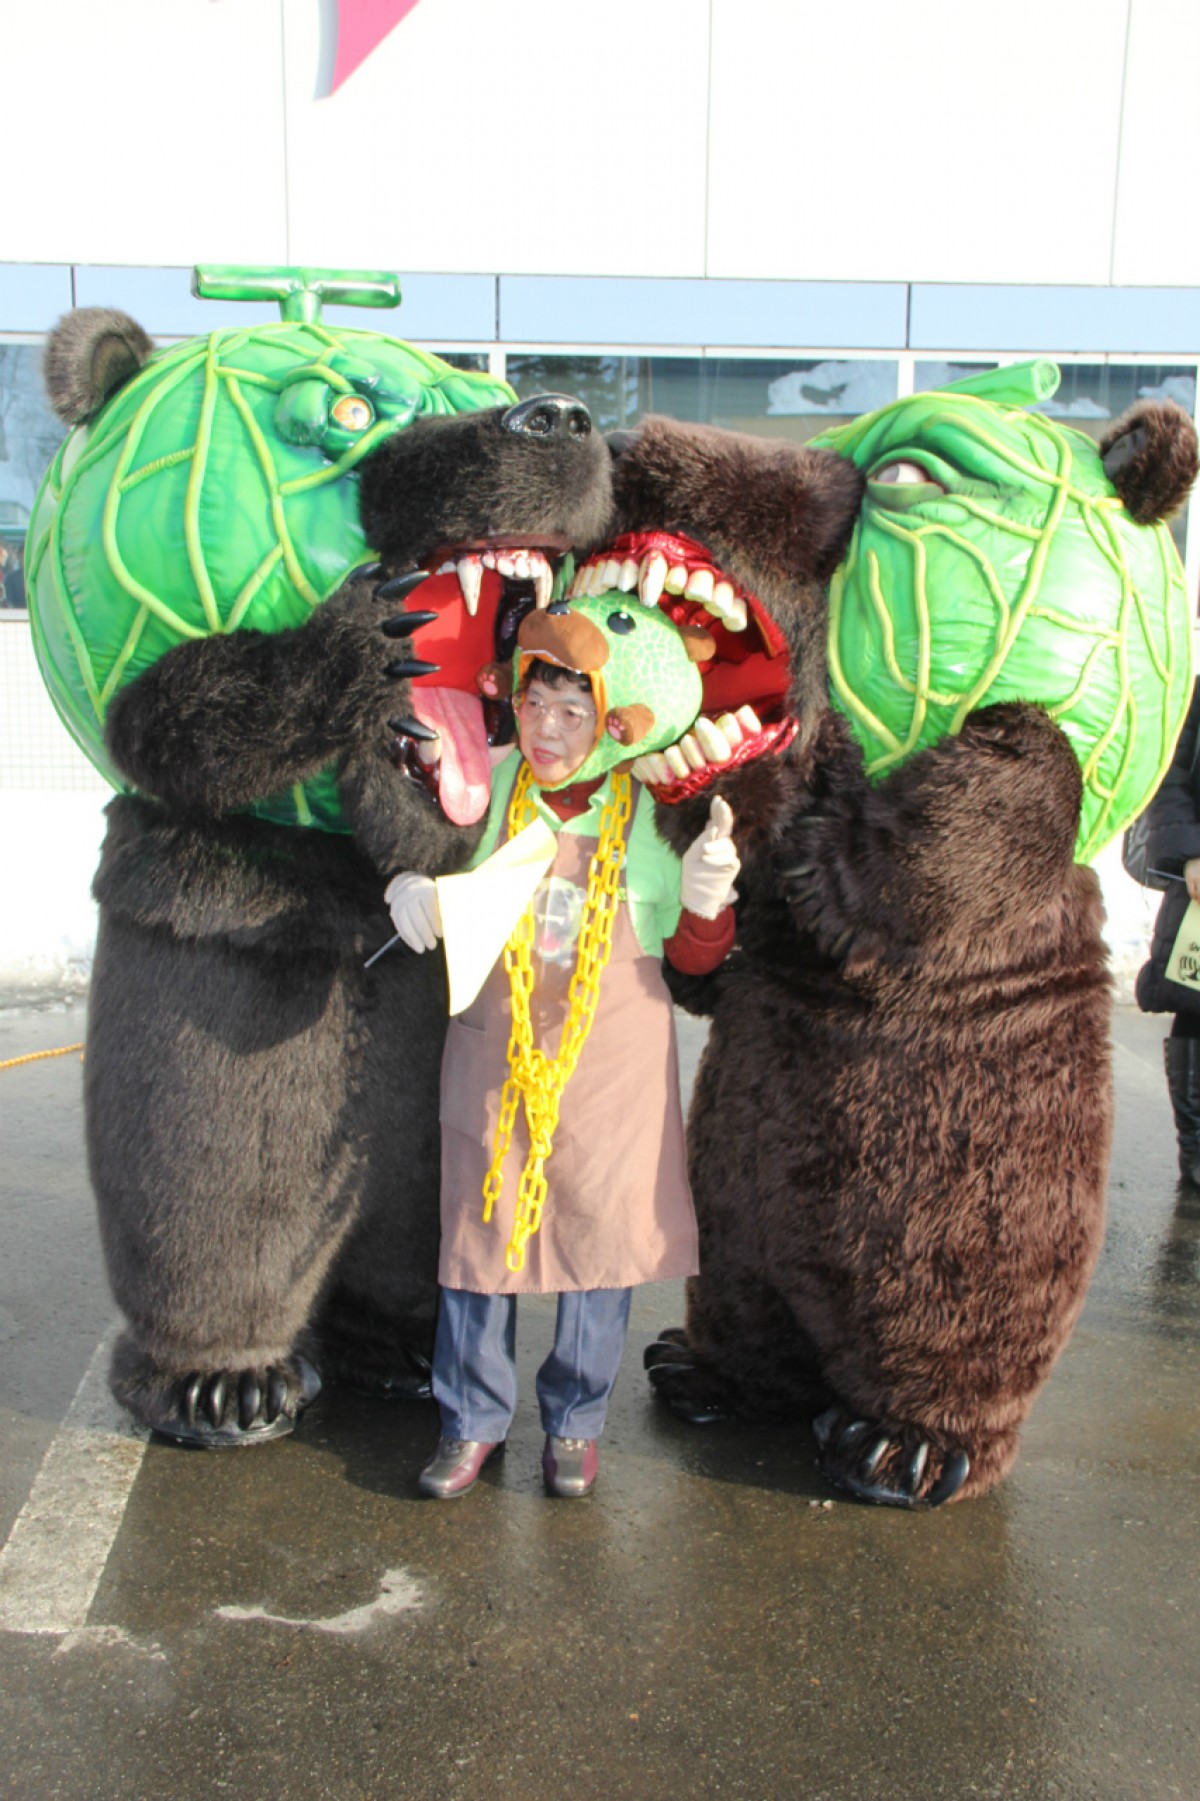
[432,1286,633,1441]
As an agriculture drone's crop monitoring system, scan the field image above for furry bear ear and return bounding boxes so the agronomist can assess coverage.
[1099,400,1198,525]
[43,308,155,427]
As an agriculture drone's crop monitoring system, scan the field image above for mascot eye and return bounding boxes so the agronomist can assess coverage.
[607,610,636,634]
[330,394,374,432]
[870,459,945,491]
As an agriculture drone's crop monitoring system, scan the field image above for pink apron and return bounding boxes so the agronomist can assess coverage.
[438,801,698,1295]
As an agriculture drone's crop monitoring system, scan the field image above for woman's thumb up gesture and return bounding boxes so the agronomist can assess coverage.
[680,794,740,919]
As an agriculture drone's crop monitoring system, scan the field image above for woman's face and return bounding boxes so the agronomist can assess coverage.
[516,676,597,788]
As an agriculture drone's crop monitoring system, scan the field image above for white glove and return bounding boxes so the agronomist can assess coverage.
[384,872,443,953]
[680,795,740,919]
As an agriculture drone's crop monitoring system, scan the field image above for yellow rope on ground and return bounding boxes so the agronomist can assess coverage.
[0,1044,85,1072]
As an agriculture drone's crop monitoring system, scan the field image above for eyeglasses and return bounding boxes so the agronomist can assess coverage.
[517,691,597,736]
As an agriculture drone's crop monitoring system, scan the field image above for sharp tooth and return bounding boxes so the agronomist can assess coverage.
[456,555,483,616]
[512,550,531,580]
[694,716,732,763]
[417,733,442,766]
[664,564,689,595]
[589,561,607,595]
[533,559,554,608]
[648,752,674,784]
[725,596,748,632]
[685,568,714,603]
[630,757,653,783]
[735,705,762,735]
[679,732,706,771]
[712,579,735,612]
[436,559,456,575]
[481,551,497,570]
[639,552,667,607]
[496,552,517,579]
[618,558,639,592]
[601,558,622,591]
[716,712,743,748]
[663,744,690,779]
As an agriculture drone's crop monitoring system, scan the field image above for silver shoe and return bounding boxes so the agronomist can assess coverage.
[418,1437,504,1499]
[542,1435,598,1497]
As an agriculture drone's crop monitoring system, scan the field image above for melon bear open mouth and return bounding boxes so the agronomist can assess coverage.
[565,529,797,804]
[386,527,795,823]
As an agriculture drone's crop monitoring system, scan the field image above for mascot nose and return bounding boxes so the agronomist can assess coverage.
[501,393,593,441]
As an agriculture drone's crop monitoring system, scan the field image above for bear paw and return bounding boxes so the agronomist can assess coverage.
[812,1407,970,1509]
[151,1356,322,1450]
[643,1329,734,1425]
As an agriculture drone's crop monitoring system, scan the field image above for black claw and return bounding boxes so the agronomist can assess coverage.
[859,1433,892,1482]
[647,1359,696,1386]
[266,1370,289,1422]
[381,610,439,638]
[656,1325,689,1349]
[385,657,440,680]
[376,569,430,602]
[387,715,439,742]
[204,1374,228,1430]
[812,1406,843,1449]
[182,1375,203,1428]
[238,1374,263,1430]
[356,561,384,581]
[902,1441,930,1495]
[927,1448,970,1508]
[836,1417,873,1454]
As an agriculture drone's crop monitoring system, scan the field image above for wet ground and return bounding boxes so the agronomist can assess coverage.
[1,999,1197,1801]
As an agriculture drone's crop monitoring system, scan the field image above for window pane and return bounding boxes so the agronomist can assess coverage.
[1033,364,1195,561]
[430,351,488,372]
[914,360,999,392]
[0,344,66,612]
[506,354,898,444]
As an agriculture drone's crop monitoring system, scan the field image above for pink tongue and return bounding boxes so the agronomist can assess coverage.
[410,687,492,826]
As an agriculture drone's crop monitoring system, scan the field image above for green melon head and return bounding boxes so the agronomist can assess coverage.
[513,587,708,788]
[812,362,1196,861]
[26,269,515,831]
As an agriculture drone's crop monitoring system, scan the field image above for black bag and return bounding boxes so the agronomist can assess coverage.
[1122,723,1200,890]
[1122,812,1171,891]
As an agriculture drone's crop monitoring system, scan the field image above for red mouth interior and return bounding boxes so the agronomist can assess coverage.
[398,532,794,825]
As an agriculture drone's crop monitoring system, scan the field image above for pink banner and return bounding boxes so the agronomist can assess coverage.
[332,0,425,92]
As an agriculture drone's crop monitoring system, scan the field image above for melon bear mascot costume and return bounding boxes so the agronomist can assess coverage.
[603,363,1197,1505]
[29,267,613,1445]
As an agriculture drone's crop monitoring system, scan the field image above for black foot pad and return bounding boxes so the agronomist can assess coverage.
[643,1327,733,1425]
[812,1407,970,1509]
[151,1355,322,1450]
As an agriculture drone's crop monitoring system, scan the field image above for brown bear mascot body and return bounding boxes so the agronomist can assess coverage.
[609,405,1196,1506]
[49,312,612,1446]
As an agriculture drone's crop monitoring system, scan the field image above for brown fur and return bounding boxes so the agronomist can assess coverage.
[43,308,155,425]
[1099,400,1198,524]
[613,417,1115,1506]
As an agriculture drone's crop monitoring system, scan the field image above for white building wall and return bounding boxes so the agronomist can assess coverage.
[5,0,1198,287]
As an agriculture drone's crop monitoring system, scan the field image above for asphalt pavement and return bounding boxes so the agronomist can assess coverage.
[0,999,1197,1801]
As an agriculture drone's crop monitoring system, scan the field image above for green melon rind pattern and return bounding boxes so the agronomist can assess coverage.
[819,398,1193,863]
[26,321,514,830]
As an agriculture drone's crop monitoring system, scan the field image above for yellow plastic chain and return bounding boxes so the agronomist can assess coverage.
[482,762,632,1272]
